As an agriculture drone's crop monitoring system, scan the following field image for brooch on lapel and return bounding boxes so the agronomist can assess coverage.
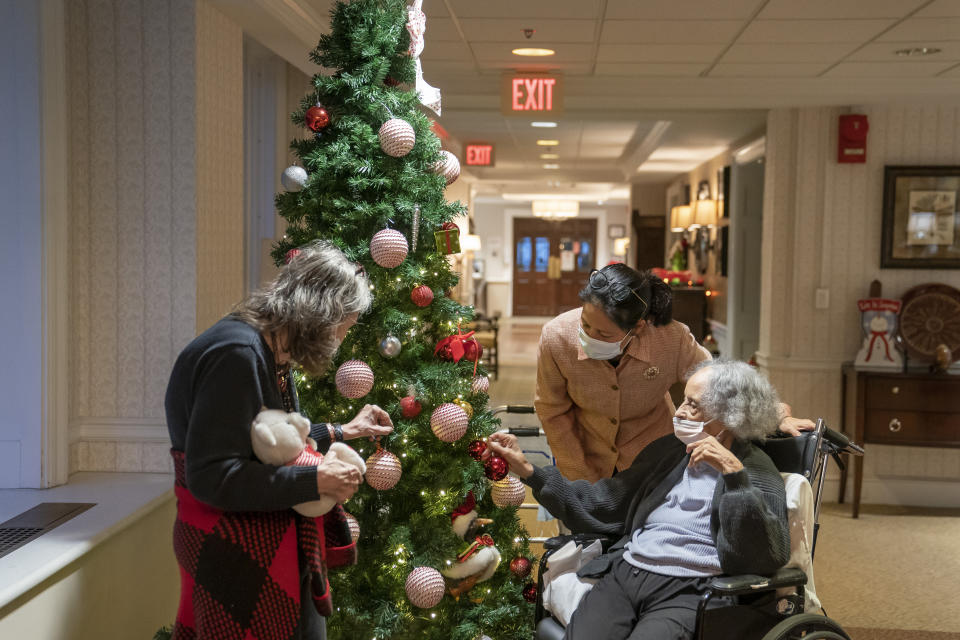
[643,366,660,380]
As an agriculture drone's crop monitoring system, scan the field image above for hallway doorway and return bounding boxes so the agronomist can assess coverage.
[512,217,596,317]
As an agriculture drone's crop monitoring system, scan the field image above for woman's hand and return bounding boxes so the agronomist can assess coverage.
[483,433,535,479]
[342,404,394,440]
[777,416,815,436]
[316,458,363,503]
[687,436,743,475]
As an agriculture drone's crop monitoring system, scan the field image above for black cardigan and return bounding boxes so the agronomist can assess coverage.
[526,434,790,577]
[165,315,333,511]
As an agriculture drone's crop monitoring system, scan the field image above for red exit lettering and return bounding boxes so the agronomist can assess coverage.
[465,144,494,166]
[511,77,557,112]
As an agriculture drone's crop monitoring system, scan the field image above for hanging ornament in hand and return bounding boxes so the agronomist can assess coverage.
[411,204,421,252]
[379,118,416,158]
[400,394,422,418]
[471,375,490,395]
[285,248,302,264]
[431,150,461,186]
[365,447,402,490]
[405,566,445,609]
[435,221,461,255]
[467,439,487,461]
[370,229,409,268]
[484,455,509,481]
[344,512,361,542]
[280,165,308,192]
[378,334,402,358]
[305,104,330,133]
[509,556,532,579]
[452,398,473,419]
[491,476,525,508]
[431,403,469,442]
[335,360,374,398]
[411,285,433,307]
[522,582,538,603]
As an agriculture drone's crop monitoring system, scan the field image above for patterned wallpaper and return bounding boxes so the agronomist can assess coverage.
[761,105,960,492]
[67,0,243,473]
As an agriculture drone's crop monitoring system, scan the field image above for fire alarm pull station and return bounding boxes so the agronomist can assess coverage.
[838,114,868,163]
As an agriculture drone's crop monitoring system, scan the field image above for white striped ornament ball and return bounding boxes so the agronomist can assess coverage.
[471,375,490,395]
[430,403,469,442]
[491,475,526,508]
[430,150,460,185]
[370,229,409,268]
[378,118,416,157]
[335,360,374,398]
[405,566,445,608]
[344,513,360,542]
[365,449,402,490]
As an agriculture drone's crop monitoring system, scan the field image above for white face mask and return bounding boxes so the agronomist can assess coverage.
[673,417,714,445]
[578,326,633,360]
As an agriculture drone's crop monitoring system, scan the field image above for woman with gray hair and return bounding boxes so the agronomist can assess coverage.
[165,240,393,640]
[485,358,789,640]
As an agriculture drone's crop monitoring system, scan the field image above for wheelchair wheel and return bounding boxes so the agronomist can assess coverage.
[760,613,850,640]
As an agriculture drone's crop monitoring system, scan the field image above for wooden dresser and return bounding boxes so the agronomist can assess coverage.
[841,364,960,517]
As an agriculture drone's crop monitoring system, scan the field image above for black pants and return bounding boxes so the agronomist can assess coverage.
[564,556,724,640]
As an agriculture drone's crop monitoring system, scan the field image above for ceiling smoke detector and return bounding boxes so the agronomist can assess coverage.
[894,46,942,57]
[523,28,535,39]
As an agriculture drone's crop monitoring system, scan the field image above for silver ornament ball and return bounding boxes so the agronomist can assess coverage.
[379,335,402,358]
[280,165,308,192]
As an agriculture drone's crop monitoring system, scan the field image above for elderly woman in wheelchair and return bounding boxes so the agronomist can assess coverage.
[486,359,844,640]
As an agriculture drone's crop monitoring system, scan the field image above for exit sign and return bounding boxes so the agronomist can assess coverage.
[465,143,495,167]
[501,73,564,116]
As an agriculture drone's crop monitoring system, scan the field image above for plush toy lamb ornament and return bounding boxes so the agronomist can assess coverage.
[251,408,366,517]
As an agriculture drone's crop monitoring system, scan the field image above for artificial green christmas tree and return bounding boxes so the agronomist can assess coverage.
[272,1,535,639]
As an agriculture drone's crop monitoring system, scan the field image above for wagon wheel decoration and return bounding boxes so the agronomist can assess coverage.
[898,283,960,363]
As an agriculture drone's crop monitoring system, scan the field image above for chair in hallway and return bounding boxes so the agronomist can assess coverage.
[470,311,499,380]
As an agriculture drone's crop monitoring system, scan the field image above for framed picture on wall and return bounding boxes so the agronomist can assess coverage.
[608,224,626,238]
[881,165,960,268]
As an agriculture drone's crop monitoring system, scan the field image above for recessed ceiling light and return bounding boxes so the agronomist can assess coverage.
[543,164,560,169]
[512,47,555,57]
[894,46,942,57]
[531,121,557,128]
[540,153,559,159]
[537,139,559,146]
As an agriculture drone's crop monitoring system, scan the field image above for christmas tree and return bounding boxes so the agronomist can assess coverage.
[273,1,535,639]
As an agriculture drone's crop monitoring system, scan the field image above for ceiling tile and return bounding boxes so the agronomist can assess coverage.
[421,41,474,62]
[578,144,625,159]
[458,18,596,43]
[605,0,765,20]
[447,0,601,19]
[708,62,832,77]
[599,20,742,43]
[758,0,926,19]
[876,17,960,41]
[823,61,956,76]
[848,40,960,60]
[739,19,894,43]
[721,42,859,62]
[937,62,960,74]
[424,18,462,42]
[594,62,706,76]
[596,43,726,63]
[915,0,960,17]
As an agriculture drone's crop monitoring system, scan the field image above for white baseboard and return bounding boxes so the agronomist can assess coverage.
[74,418,170,443]
[821,476,960,509]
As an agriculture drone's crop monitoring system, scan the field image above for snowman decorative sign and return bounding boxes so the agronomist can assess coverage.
[854,298,903,370]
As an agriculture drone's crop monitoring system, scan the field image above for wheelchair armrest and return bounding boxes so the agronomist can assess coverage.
[708,566,807,596]
[542,533,612,552]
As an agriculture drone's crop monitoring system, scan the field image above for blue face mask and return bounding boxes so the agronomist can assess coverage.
[672,417,714,444]
[578,326,633,360]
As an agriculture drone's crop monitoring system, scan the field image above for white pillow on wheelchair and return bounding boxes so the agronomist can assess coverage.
[541,474,820,624]
[541,539,602,626]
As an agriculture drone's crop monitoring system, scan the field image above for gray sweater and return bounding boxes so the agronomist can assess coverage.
[525,434,790,578]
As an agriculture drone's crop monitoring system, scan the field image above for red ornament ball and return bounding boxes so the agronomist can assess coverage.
[522,582,538,603]
[484,455,509,481]
[305,105,330,132]
[411,285,434,307]
[467,439,487,461]
[462,339,483,363]
[284,248,301,264]
[400,395,422,419]
[510,557,532,579]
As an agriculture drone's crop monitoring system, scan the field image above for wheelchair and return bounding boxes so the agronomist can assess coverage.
[493,408,864,640]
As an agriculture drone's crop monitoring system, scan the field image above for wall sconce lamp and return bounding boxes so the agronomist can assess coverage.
[670,205,693,232]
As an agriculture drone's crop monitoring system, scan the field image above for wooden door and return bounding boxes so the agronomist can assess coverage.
[512,217,597,316]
